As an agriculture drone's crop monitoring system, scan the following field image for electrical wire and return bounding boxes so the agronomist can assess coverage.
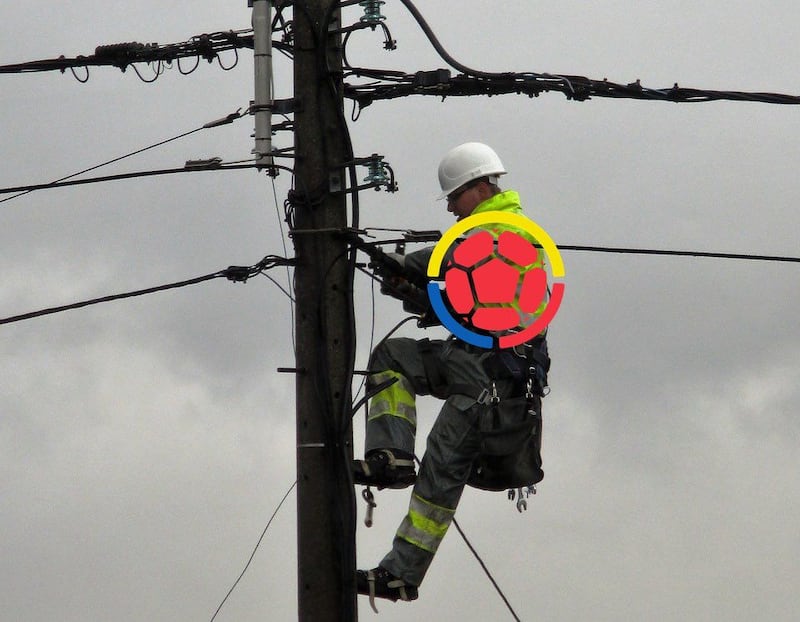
[451,517,522,622]
[0,162,259,196]
[339,0,800,110]
[404,454,521,620]
[0,107,246,205]
[0,255,294,326]
[269,172,297,354]
[208,480,297,622]
[0,29,256,83]
[558,244,800,263]
[356,234,800,265]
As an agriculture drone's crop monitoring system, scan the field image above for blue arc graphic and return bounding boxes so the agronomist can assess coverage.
[427,283,493,348]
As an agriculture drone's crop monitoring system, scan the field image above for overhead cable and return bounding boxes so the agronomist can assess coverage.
[209,480,297,622]
[343,0,800,109]
[0,108,246,205]
[451,517,522,621]
[358,233,800,265]
[559,245,800,263]
[0,255,295,326]
[0,29,258,82]
[0,162,259,196]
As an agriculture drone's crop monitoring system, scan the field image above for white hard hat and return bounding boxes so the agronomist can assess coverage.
[437,142,507,199]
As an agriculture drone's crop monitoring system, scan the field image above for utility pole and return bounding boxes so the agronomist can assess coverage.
[290,1,358,620]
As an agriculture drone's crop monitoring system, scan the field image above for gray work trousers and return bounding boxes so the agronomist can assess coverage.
[365,337,517,587]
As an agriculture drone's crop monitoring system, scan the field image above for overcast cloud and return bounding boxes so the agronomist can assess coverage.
[2,2,798,621]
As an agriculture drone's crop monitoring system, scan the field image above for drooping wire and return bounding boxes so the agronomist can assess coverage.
[208,480,297,622]
[269,173,297,354]
[352,273,378,404]
[350,313,419,415]
[405,453,521,621]
[450,517,522,622]
[131,60,164,83]
[0,107,245,205]
[0,28,255,82]
[0,255,294,326]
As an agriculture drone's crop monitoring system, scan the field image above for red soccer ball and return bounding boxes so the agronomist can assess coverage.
[443,229,547,332]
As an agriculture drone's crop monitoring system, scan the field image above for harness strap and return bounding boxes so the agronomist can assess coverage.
[418,338,449,398]
[447,383,491,402]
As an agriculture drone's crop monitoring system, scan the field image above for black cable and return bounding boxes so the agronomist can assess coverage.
[0,163,258,196]
[397,0,505,80]
[0,255,294,326]
[0,29,256,80]
[337,0,800,108]
[208,480,297,622]
[0,272,224,326]
[0,108,244,205]
[558,244,800,263]
[354,235,800,266]
[406,453,521,620]
[451,517,522,622]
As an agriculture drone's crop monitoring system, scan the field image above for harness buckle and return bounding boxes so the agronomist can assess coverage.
[476,387,497,404]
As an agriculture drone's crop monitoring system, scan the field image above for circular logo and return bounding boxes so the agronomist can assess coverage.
[426,212,565,349]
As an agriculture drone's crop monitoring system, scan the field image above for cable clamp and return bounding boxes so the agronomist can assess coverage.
[202,108,244,128]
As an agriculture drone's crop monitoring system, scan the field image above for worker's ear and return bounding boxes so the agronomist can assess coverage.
[475,180,494,200]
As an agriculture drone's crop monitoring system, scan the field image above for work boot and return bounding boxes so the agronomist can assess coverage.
[353,449,416,489]
[357,566,419,612]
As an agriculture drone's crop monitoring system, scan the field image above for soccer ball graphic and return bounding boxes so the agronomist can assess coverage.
[442,228,548,333]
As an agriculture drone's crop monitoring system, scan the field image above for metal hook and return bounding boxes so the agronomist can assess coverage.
[362,487,377,527]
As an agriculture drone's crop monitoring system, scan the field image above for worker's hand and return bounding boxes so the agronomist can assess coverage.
[372,251,405,278]
[379,274,410,299]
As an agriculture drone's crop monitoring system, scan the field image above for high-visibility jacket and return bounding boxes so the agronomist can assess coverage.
[403,189,548,334]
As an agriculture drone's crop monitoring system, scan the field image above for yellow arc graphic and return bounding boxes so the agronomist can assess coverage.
[427,212,564,277]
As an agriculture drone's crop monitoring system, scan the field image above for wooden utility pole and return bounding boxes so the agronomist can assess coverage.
[291,1,358,620]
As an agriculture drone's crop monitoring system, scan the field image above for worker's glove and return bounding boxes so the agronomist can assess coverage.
[371,251,406,279]
[384,252,405,268]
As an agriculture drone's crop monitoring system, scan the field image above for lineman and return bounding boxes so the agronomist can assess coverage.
[355,142,551,607]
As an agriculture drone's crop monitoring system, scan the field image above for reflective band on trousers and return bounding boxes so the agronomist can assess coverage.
[396,493,456,554]
[368,370,417,429]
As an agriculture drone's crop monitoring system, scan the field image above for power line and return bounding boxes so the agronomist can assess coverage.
[343,0,800,110]
[559,244,800,263]
[409,452,521,621]
[0,162,259,196]
[209,480,297,622]
[0,29,258,82]
[0,108,246,205]
[357,232,800,264]
[451,517,522,622]
[0,255,295,326]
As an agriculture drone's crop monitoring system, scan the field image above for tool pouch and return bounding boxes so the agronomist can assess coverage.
[468,395,544,491]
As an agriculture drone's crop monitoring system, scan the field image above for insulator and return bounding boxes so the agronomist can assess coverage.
[359,0,386,25]
[363,155,389,186]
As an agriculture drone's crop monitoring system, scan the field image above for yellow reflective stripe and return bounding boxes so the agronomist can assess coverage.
[396,494,455,553]
[409,494,455,525]
[368,371,417,427]
[367,404,417,427]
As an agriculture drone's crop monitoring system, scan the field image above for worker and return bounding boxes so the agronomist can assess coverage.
[355,142,551,606]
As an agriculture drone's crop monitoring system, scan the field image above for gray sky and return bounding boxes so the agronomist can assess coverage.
[2,2,798,621]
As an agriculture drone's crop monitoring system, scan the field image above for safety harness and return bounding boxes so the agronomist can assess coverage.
[417,336,550,402]
[418,336,550,508]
